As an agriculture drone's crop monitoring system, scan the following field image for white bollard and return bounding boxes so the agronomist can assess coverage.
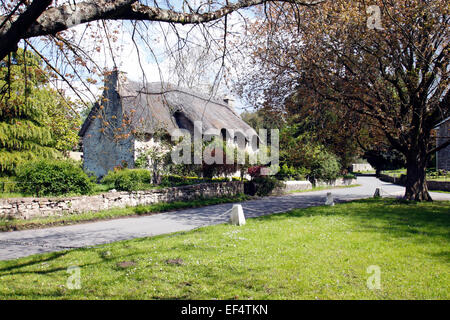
[230,204,246,226]
[325,192,335,206]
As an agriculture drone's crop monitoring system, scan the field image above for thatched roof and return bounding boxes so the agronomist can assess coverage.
[80,73,256,140]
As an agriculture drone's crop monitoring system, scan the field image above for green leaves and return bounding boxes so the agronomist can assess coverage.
[0,48,80,174]
[101,169,153,191]
[16,159,94,197]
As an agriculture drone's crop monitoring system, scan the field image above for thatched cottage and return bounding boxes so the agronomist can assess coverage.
[79,70,257,178]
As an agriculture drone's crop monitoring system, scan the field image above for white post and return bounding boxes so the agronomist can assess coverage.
[325,192,335,206]
[230,204,246,226]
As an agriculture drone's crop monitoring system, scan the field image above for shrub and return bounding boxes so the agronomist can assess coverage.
[276,165,310,181]
[169,163,203,177]
[294,167,310,180]
[16,160,94,196]
[309,151,341,183]
[276,164,291,180]
[134,153,149,169]
[101,169,152,191]
[343,173,356,179]
[202,160,238,179]
[249,176,283,197]
[248,165,265,178]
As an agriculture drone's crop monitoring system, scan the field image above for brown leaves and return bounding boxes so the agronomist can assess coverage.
[165,258,184,266]
[116,261,137,269]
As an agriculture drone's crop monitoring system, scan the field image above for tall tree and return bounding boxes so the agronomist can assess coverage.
[0,48,80,174]
[237,0,449,201]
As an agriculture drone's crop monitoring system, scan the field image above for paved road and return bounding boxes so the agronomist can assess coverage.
[1,177,449,261]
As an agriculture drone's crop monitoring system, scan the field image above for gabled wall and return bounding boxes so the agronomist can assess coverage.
[82,71,135,178]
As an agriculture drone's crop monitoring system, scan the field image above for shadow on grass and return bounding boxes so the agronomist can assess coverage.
[1,198,449,299]
[0,251,68,274]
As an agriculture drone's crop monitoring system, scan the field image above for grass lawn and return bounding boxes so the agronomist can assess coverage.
[0,192,26,199]
[0,194,250,232]
[0,198,448,300]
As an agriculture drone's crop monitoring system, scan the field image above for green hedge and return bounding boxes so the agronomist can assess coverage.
[246,176,283,197]
[101,171,234,192]
[309,151,341,183]
[343,173,356,179]
[276,164,310,181]
[101,169,153,191]
[16,160,94,197]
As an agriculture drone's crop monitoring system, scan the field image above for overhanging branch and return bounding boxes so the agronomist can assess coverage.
[0,0,52,62]
[0,0,325,62]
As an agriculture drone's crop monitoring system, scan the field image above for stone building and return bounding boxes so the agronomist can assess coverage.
[436,117,450,171]
[79,70,257,178]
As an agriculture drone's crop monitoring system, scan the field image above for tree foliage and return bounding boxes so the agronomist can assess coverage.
[0,48,80,174]
[236,0,449,200]
[16,159,94,196]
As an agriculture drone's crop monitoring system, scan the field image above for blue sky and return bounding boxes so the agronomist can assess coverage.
[24,1,258,113]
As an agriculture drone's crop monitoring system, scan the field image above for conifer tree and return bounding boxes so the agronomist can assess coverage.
[0,49,79,174]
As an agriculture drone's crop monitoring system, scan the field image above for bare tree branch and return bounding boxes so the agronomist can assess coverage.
[0,0,325,60]
[0,0,52,61]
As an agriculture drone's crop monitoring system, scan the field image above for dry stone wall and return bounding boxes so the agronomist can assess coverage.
[0,181,243,220]
[272,178,357,195]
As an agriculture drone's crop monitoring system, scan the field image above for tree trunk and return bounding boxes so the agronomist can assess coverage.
[404,154,432,201]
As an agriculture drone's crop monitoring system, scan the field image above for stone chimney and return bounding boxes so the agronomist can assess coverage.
[102,69,122,121]
[104,69,119,92]
[103,69,127,103]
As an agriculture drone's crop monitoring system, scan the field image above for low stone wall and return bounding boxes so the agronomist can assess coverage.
[0,181,244,220]
[316,178,357,187]
[282,181,313,192]
[352,163,374,172]
[379,174,450,192]
[273,178,357,195]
